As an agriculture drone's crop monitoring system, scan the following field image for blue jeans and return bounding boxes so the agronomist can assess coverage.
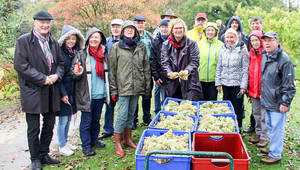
[265,110,286,159]
[115,96,139,134]
[79,98,104,149]
[102,101,116,135]
[57,115,72,147]
[154,84,165,115]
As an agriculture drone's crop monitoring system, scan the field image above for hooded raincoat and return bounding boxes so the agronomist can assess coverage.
[197,23,223,82]
[248,31,264,98]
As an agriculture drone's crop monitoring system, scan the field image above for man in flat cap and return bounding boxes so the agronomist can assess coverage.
[14,11,64,170]
[150,18,170,115]
[260,31,296,164]
[133,16,153,129]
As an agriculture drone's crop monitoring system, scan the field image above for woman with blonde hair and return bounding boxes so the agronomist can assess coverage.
[161,18,203,100]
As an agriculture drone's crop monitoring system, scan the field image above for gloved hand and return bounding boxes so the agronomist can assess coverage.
[111,95,118,102]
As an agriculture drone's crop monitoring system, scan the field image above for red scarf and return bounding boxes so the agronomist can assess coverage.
[89,45,105,79]
[168,35,183,49]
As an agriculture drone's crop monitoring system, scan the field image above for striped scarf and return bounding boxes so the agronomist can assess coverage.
[33,29,54,71]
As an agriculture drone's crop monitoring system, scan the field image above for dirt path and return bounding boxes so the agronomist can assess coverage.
[0,105,81,170]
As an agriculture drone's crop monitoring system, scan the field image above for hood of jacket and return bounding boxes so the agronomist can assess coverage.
[85,27,106,47]
[227,16,243,33]
[203,22,220,41]
[249,30,264,55]
[120,20,140,40]
[58,25,85,49]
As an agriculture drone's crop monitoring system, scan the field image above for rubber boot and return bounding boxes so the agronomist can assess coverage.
[123,129,137,149]
[114,134,125,157]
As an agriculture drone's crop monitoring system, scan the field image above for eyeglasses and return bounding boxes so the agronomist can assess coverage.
[263,39,276,43]
[173,27,184,30]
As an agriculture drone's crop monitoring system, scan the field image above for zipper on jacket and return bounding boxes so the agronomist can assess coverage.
[207,43,211,82]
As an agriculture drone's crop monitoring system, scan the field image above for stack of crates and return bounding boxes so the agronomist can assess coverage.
[135,97,250,170]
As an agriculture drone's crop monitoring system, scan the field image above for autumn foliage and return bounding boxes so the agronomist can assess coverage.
[48,0,168,35]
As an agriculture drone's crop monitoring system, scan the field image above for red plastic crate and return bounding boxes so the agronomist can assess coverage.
[192,133,250,170]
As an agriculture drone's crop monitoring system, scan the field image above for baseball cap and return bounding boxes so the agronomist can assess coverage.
[111,19,123,26]
[195,13,207,20]
[262,31,279,40]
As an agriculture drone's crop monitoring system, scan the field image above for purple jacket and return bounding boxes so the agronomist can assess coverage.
[161,36,203,100]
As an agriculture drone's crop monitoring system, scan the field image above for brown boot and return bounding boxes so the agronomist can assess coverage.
[114,134,125,157]
[249,135,260,144]
[261,156,281,164]
[123,128,137,149]
[256,140,269,148]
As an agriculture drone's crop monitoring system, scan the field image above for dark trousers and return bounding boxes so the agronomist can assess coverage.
[250,113,256,128]
[222,85,244,128]
[26,112,55,161]
[200,81,218,101]
[103,101,116,135]
[80,98,104,148]
[134,80,153,124]
[134,96,152,124]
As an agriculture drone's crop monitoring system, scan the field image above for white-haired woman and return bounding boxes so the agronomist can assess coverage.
[215,28,249,131]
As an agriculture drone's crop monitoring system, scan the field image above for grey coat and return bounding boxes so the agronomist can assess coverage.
[14,30,65,113]
[215,41,249,89]
[261,45,296,112]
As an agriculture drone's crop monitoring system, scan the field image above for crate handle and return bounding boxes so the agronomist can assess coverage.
[145,150,234,170]
[211,159,230,163]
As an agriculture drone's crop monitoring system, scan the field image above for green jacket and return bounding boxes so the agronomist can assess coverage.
[109,40,151,97]
[198,37,223,82]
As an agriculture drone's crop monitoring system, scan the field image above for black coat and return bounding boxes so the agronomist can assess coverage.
[261,45,296,112]
[14,31,65,114]
[56,46,78,116]
[149,32,168,84]
[161,36,203,101]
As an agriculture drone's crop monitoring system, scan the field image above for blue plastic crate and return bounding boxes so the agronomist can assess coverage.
[149,111,197,132]
[135,129,192,170]
[195,114,239,133]
[162,97,199,116]
[198,100,235,115]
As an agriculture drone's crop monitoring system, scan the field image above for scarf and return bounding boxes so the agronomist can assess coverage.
[168,35,183,49]
[33,29,53,71]
[62,45,78,59]
[123,36,138,52]
[89,45,105,79]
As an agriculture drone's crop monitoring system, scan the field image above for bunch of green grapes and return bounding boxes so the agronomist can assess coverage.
[164,100,179,112]
[197,115,236,132]
[164,100,197,116]
[178,70,188,79]
[199,102,232,115]
[169,72,179,79]
[155,113,194,132]
[141,130,189,155]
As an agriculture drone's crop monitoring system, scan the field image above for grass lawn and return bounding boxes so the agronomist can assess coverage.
[44,81,300,170]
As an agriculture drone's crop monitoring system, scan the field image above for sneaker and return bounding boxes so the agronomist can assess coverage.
[256,140,269,148]
[261,148,270,154]
[249,135,260,144]
[66,143,77,151]
[59,146,74,156]
[261,156,281,164]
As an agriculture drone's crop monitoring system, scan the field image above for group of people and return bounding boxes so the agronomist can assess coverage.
[13,9,295,170]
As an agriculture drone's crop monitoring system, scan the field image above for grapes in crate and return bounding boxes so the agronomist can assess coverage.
[164,100,197,116]
[155,113,194,132]
[199,101,232,115]
[197,115,236,132]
